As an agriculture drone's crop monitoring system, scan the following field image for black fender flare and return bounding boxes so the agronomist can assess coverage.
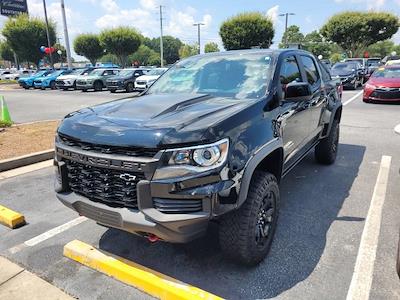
[325,103,342,137]
[236,138,283,209]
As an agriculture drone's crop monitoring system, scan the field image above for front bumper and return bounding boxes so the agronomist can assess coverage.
[76,83,94,90]
[54,142,236,243]
[106,82,125,90]
[56,80,75,88]
[364,88,400,102]
[57,188,210,243]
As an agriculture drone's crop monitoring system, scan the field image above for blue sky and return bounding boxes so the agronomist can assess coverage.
[2,0,400,58]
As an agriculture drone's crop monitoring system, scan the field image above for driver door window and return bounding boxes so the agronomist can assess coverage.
[279,56,302,98]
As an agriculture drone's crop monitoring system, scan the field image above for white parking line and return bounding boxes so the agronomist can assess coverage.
[343,90,364,106]
[346,155,392,300]
[395,124,400,135]
[8,216,87,254]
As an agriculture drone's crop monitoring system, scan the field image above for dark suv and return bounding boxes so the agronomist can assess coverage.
[54,49,342,265]
[106,68,149,93]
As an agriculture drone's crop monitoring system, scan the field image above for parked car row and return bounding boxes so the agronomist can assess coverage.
[17,67,168,93]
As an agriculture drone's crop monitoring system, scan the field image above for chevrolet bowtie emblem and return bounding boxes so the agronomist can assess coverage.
[119,174,137,182]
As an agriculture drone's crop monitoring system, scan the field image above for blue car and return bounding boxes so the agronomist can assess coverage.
[33,70,73,90]
[18,70,53,89]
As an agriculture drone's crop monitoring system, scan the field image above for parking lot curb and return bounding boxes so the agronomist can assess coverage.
[0,205,25,229]
[0,149,54,172]
[64,240,223,300]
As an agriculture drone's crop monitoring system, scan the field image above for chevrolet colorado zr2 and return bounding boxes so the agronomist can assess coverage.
[54,49,342,265]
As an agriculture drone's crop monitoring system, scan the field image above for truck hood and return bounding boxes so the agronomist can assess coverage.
[58,93,253,148]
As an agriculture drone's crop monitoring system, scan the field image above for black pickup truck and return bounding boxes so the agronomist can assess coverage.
[54,49,342,265]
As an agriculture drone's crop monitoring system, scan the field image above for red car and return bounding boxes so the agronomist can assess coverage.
[364,66,400,103]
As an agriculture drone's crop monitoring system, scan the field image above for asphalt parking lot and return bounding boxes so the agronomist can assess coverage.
[1,89,136,123]
[0,89,399,299]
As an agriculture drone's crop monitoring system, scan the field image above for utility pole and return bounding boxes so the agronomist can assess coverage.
[279,12,295,47]
[159,5,164,67]
[42,0,54,68]
[61,0,73,69]
[193,23,205,54]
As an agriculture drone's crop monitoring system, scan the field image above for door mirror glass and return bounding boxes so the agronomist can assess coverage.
[284,82,312,101]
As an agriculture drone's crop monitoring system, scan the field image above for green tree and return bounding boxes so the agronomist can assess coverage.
[147,36,183,64]
[204,42,220,53]
[330,53,342,63]
[74,34,104,66]
[0,41,15,62]
[2,14,56,67]
[179,44,198,59]
[220,12,274,50]
[99,53,119,65]
[321,11,399,57]
[128,45,161,66]
[99,27,142,67]
[366,40,396,58]
[279,25,304,48]
[303,30,332,58]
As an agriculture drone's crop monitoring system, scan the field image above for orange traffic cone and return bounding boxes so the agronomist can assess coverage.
[0,96,12,124]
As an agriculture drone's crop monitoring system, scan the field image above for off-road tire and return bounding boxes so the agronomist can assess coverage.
[219,171,280,266]
[315,119,339,165]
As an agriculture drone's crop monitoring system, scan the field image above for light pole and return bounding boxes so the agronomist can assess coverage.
[159,5,164,67]
[61,0,73,69]
[42,0,54,68]
[193,22,205,54]
[279,13,295,47]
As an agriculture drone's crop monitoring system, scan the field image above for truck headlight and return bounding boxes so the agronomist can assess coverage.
[153,139,229,180]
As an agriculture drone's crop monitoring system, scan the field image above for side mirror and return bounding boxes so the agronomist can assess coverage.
[134,72,140,76]
[285,82,312,102]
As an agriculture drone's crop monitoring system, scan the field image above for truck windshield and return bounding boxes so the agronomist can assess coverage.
[148,53,273,99]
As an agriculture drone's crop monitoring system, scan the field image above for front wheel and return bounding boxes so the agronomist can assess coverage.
[315,119,339,165]
[94,81,103,91]
[219,171,280,266]
[126,82,134,93]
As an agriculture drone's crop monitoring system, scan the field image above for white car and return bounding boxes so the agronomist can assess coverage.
[134,68,168,91]
[56,67,96,90]
[3,70,35,80]
[0,69,18,80]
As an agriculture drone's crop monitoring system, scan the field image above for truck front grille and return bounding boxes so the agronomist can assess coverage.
[153,198,202,214]
[66,160,144,209]
[59,134,158,158]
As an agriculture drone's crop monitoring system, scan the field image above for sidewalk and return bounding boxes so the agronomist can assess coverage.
[0,256,73,300]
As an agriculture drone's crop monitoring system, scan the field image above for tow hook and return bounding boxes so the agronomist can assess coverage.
[147,234,161,243]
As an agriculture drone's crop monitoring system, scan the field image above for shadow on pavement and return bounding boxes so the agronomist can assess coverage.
[99,143,365,299]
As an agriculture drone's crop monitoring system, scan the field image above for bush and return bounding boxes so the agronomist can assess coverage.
[220,12,274,50]
[0,120,12,128]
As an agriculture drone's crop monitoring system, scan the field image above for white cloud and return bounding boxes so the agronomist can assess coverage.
[334,0,386,10]
[266,5,279,25]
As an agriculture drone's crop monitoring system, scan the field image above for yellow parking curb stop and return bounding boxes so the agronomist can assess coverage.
[0,205,26,229]
[64,240,223,300]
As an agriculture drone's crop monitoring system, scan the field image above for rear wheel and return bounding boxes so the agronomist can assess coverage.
[126,82,134,93]
[94,81,103,91]
[315,119,339,165]
[50,81,56,90]
[219,171,280,266]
